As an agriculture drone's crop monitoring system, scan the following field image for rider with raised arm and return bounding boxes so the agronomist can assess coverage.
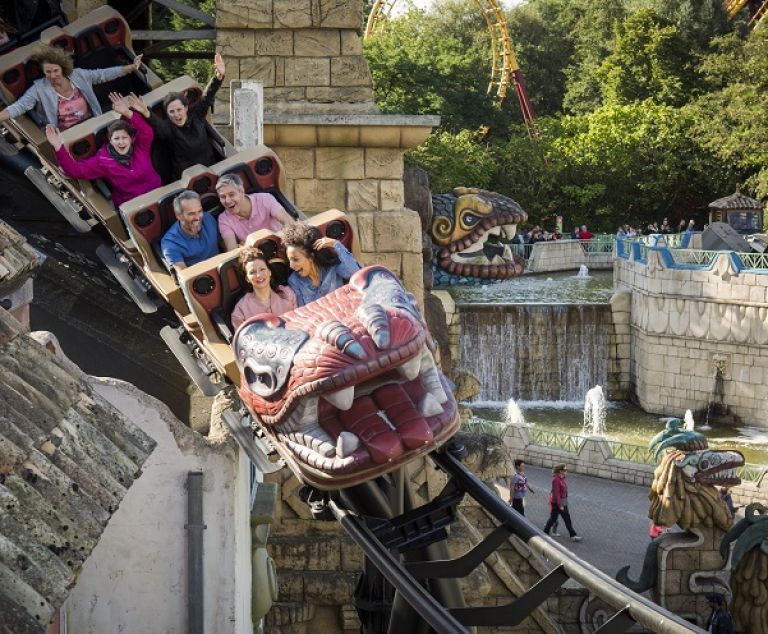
[216,173,294,251]
[280,221,360,307]
[125,52,226,180]
[0,44,142,129]
[45,92,160,209]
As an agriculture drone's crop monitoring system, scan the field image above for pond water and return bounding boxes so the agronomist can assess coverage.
[470,400,768,465]
[445,270,615,305]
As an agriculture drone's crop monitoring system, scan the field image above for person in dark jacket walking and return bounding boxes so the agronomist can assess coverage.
[126,52,225,181]
[705,593,734,634]
[543,464,582,542]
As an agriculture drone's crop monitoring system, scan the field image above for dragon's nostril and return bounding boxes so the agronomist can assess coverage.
[245,365,278,396]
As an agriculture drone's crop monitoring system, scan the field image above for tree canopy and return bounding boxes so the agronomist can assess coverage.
[363,0,765,230]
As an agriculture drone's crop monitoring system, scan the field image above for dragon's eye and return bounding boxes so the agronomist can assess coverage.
[700,459,709,469]
[463,213,478,225]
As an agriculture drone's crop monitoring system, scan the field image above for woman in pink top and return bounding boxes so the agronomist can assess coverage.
[216,173,294,251]
[231,247,297,330]
[45,93,161,210]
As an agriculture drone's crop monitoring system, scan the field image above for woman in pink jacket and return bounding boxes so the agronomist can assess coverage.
[45,92,161,210]
[543,464,582,542]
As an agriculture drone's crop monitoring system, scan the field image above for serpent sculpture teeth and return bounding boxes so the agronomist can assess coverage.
[233,266,460,490]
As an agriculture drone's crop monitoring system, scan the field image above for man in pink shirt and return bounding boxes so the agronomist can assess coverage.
[215,173,294,251]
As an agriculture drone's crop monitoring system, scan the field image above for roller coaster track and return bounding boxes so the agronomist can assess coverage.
[365,0,538,138]
[724,0,768,27]
[305,441,704,633]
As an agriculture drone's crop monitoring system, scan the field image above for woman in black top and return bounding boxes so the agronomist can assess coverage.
[126,52,225,181]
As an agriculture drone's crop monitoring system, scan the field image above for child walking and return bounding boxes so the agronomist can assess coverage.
[510,459,535,515]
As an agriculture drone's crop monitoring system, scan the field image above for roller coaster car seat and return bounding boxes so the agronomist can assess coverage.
[48,6,156,104]
[0,41,48,132]
[177,210,356,386]
[212,147,301,220]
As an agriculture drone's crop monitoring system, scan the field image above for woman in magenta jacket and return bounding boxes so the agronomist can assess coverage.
[45,92,161,210]
[543,464,582,542]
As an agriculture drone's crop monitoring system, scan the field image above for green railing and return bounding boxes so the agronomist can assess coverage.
[668,249,719,267]
[462,418,507,437]
[738,252,768,270]
[529,428,586,453]
[581,235,614,254]
[738,462,767,483]
[605,440,656,465]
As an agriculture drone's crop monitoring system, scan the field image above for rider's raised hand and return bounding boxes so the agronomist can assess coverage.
[214,52,225,80]
[45,124,63,151]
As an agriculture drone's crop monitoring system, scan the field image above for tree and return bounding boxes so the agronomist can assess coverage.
[364,1,516,132]
[596,10,698,107]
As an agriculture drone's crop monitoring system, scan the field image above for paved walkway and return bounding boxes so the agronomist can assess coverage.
[500,465,653,578]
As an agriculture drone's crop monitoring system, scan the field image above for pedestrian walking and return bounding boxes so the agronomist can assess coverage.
[705,593,734,634]
[543,464,582,542]
[509,459,535,515]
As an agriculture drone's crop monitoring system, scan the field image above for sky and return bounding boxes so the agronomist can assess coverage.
[390,0,525,16]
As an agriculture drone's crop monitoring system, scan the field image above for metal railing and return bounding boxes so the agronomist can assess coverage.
[605,440,656,465]
[737,252,768,270]
[529,428,586,453]
[668,249,719,267]
[738,462,767,483]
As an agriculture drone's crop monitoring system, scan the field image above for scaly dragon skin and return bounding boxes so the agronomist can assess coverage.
[233,266,460,490]
[430,187,528,284]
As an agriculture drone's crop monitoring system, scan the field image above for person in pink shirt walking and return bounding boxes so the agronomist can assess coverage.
[543,464,582,542]
[45,92,160,210]
[230,247,296,330]
[216,173,294,251]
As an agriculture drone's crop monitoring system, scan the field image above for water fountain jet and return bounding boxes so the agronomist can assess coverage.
[576,264,590,279]
[583,385,607,436]
[505,398,526,426]
[683,409,695,431]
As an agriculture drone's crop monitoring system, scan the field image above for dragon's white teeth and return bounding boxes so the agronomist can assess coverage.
[336,431,360,458]
[419,393,443,417]
[502,245,513,260]
[399,353,422,381]
[420,349,448,404]
[322,386,355,411]
[491,255,505,265]
[301,422,336,456]
[488,225,502,236]
[501,224,517,240]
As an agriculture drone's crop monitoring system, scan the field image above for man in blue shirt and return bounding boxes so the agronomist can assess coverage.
[161,190,219,272]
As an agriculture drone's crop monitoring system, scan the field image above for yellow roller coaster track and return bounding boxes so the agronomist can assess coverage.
[365,0,538,136]
[724,0,768,26]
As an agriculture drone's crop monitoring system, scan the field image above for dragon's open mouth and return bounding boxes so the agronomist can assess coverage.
[267,344,458,485]
[437,214,523,279]
[695,460,744,486]
[235,266,461,489]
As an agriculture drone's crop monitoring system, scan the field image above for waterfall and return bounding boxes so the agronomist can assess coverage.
[458,303,611,402]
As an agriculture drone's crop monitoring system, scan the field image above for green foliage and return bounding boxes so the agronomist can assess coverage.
[596,10,698,107]
[405,129,499,192]
[364,3,508,132]
[146,0,215,84]
[365,0,766,229]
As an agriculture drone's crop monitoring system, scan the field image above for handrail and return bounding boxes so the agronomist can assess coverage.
[432,450,704,633]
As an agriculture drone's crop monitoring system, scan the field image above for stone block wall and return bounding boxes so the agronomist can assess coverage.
[607,290,631,399]
[502,423,657,488]
[215,0,377,117]
[615,250,768,426]
[527,240,613,273]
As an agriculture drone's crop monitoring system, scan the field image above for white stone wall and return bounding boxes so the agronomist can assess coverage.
[615,251,768,427]
[64,379,252,634]
[528,240,613,273]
